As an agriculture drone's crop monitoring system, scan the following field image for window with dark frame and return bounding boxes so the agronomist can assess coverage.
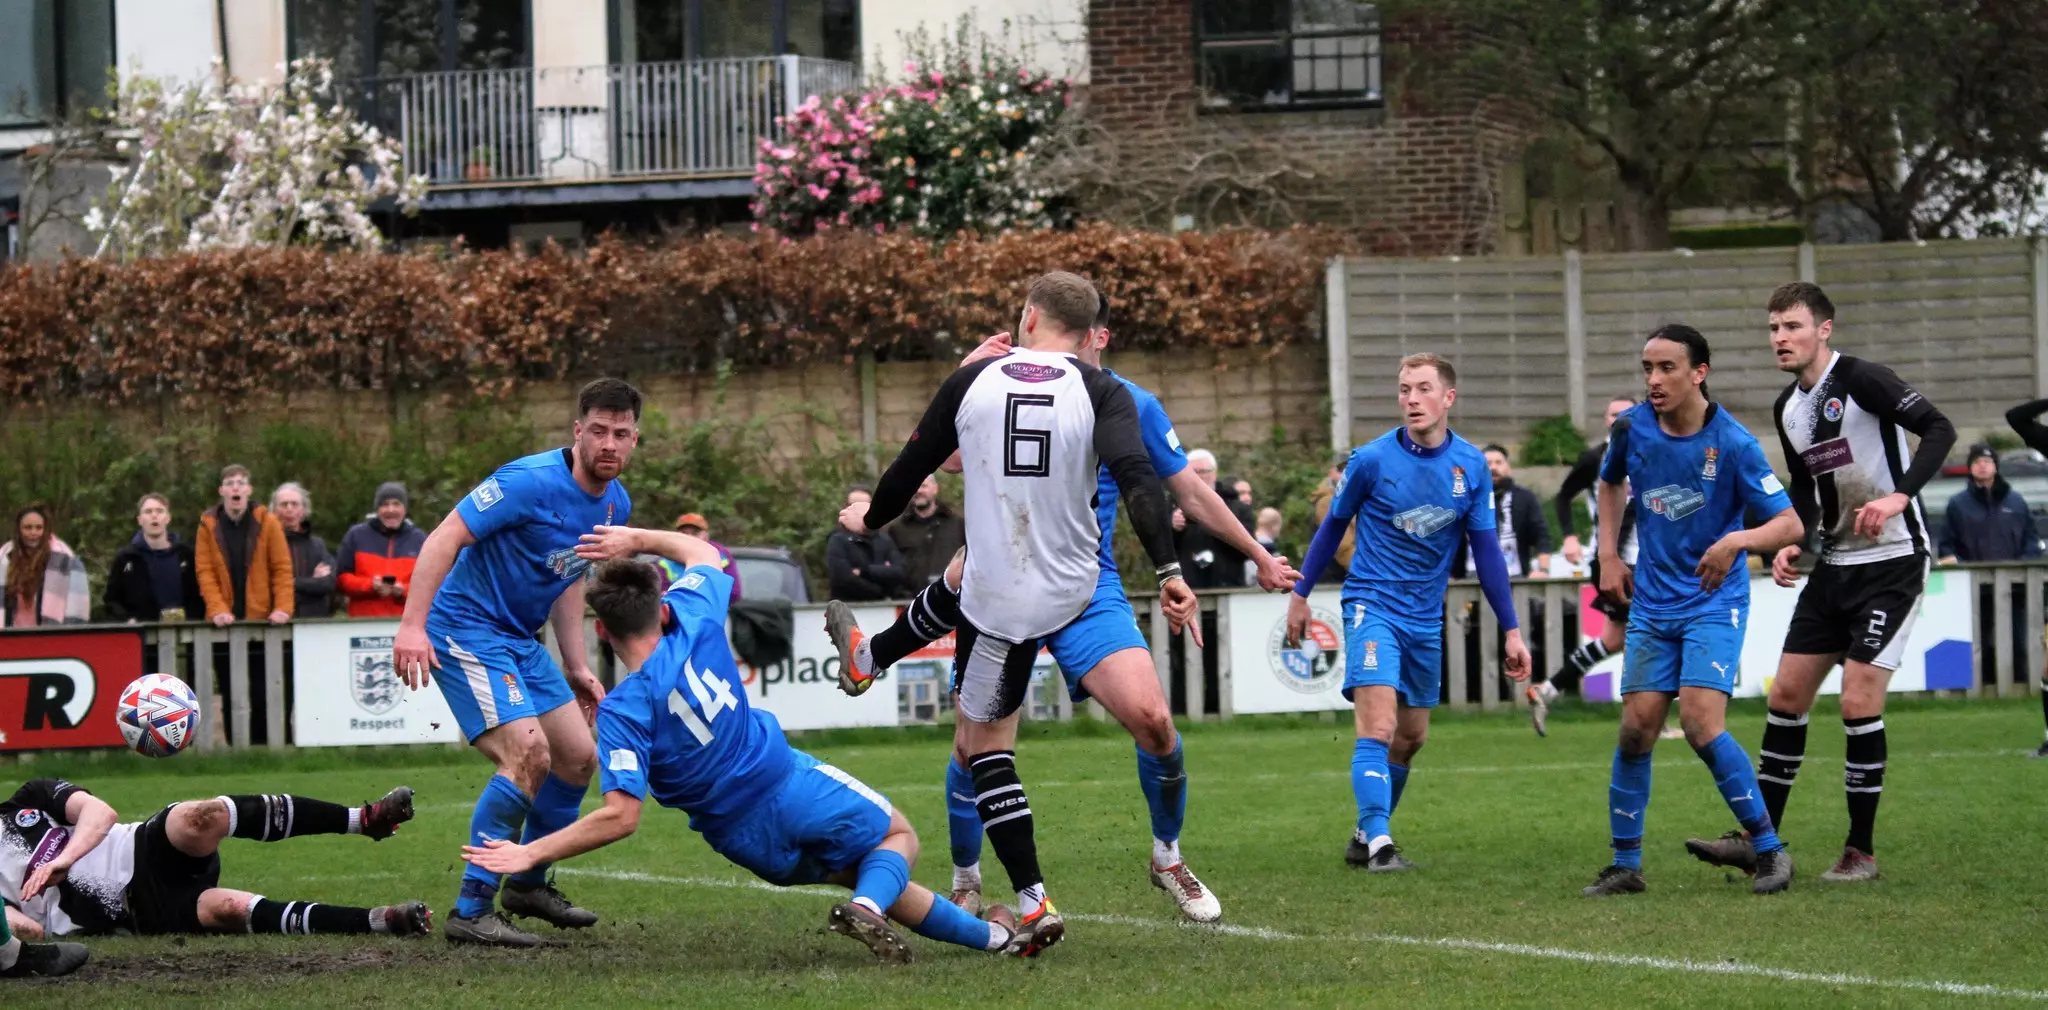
[609,0,858,65]
[285,0,532,80]
[1195,0,1382,111]
[0,0,116,127]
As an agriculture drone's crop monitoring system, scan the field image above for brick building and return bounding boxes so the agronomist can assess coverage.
[1082,1,1522,254]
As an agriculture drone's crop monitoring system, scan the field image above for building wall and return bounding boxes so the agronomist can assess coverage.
[1084,0,1521,253]
[224,0,287,85]
[861,0,1087,82]
[115,0,218,82]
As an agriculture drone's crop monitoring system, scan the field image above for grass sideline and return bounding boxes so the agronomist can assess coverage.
[8,695,2047,1008]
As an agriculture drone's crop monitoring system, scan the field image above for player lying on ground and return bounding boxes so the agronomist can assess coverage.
[823,298,1300,924]
[462,536,1017,964]
[1582,324,1805,898]
[1287,352,1531,872]
[395,378,642,947]
[835,272,1194,955]
[2,778,425,939]
[1525,394,1639,737]
[1686,282,1954,883]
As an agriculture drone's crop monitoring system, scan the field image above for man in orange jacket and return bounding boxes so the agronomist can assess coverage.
[194,465,294,626]
[337,483,427,618]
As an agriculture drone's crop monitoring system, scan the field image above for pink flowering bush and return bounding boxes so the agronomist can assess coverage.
[754,49,1069,237]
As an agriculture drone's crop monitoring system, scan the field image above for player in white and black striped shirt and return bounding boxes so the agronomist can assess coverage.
[1687,282,1955,883]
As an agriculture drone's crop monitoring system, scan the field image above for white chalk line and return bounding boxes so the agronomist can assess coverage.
[556,867,2048,1002]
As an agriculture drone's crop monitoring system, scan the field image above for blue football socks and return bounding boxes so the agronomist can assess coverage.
[944,756,983,872]
[1608,748,1651,870]
[850,848,911,917]
[1697,731,1783,853]
[456,774,532,918]
[1352,737,1392,845]
[509,772,588,888]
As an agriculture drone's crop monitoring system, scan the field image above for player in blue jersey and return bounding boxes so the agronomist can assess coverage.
[393,378,641,947]
[821,296,1298,923]
[1580,324,1805,897]
[1287,353,1531,872]
[460,530,1021,964]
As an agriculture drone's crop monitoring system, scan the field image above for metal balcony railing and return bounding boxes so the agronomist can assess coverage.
[356,55,861,188]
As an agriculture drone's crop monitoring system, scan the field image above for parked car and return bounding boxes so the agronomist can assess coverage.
[728,546,812,604]
[1919,448,2048,555]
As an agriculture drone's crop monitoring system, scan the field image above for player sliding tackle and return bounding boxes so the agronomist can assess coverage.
[1581,324,1805,897]
[462,529,1019,964]
[824,291,1299,924]
[394,379,642,947]
[1287,353,1531,872]
[3,778,423,943]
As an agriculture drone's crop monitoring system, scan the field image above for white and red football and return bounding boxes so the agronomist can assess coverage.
[118,674,200,758]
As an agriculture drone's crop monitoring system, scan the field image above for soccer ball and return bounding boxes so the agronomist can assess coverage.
[118,674,200,758]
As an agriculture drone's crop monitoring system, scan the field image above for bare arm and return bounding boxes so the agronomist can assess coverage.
[6,904,42,939]
[21,791,117,902]
[398,511,476,633]
[462,790,643,875]
[1166,468,1300,589]
[1594,481,1626,565]
[550,580,593,678]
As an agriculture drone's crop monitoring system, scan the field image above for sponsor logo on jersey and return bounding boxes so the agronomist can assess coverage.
[1643,485,1708,521]
[502,674,524,705]
[1897,390,1922,411]
[1823,397,1844,422]
[1266,607,1342,695]
[1702,447,1719,479]
[680,572,706,591]
[470,477,504,511]
[1799,436,1855,475]
[1451,466,1468,496]
[545,546,592,581]
[1001,361,1066,383]
[14,808,40,828]
[27,825,69,872]
[349,635,401,715]
[1391,504,1460,537]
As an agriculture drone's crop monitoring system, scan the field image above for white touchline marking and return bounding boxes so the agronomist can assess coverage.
[556,868,2048,1002]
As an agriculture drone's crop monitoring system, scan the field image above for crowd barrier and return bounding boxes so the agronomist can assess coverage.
[1,562,2040,753]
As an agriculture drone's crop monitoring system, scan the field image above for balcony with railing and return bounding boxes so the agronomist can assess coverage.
[356,55,860,204]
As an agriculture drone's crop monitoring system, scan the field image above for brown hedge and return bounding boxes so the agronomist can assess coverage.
[0,224,1352,404]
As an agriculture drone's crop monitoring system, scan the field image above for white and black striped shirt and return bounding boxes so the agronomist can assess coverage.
[863,349,1179,642]
[1773,352,1956,565]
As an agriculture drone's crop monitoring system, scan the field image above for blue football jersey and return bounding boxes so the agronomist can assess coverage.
[1599,403,1793,618]
[433,449,633,637]
[1328,428,1496,626]
[1092,371,1189,574]
[596,567,796,833]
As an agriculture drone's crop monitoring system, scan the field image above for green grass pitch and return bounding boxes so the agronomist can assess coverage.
[9,696,2048,1008]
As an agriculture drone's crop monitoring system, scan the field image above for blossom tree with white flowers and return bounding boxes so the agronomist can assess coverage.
[85,58,425,258]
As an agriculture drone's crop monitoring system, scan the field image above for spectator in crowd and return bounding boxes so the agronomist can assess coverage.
[1247,507,1283,584]
[336,481,426,619]
[886,475,967,588]
[673,512,742,604]
[1454,444,1551,578]
[827,485,910,601]
[1232,478,1254,508]
[1173,448,1256,588]
[103,493,203,623]
[1308,453,1356,585]
[1940,444,2040,563]
[0,504,90,626]
[195,464,294,626]
[271,482,336,618]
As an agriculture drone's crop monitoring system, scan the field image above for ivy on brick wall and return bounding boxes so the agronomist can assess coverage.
[0,224,1350,405]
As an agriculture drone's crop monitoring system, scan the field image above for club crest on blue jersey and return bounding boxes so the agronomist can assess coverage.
[1391,504,1459,537]
[544,546,591,581]
[502,674,524,705]
[1643,485,1708,520]
[1823,397,1843,422]
[1701,447,1718,479]
[1451,466,1467,496]
[1362,640,1379,669]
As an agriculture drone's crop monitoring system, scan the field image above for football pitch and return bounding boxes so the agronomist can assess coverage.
[11,696,2048,1008]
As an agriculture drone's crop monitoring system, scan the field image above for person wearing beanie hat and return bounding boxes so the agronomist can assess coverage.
[336,481,428,618]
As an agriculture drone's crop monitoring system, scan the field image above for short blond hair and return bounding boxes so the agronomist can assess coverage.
[1399,352,1456,387]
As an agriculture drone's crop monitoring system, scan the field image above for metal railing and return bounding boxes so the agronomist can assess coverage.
[357,55,861,187]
